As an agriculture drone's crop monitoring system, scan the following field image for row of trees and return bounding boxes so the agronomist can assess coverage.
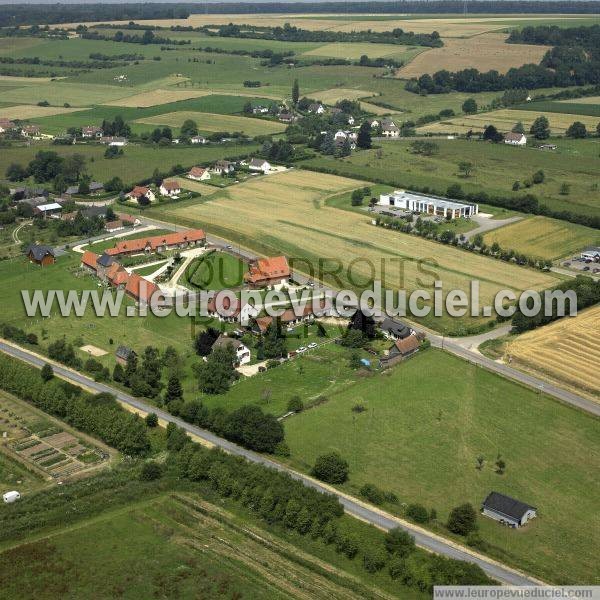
[0,354,150,455]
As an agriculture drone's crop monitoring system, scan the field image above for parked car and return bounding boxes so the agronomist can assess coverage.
[308,342,317,349]
[297,346,307,353]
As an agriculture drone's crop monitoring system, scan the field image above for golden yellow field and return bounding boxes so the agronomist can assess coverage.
[173,176,219,196]
[147,169,558,330]
[508,306,600,401]
[302,42,419,60]
[483,216,600,260]
[310,87,374,104]
[48,14,599,37]
[104,88,212,107]
[399,33,548,77]
[418,109,600,135]
[358,101,398,115]
[0,105,87,119]
[135,111,286,135]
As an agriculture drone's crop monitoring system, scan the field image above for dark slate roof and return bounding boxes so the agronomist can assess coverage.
[20,196,49,208]
[381,318,411,339]
[65,186,79,195]
[212,335,243,351]
[89,181,104,191]
[482,492,536,520]
[97,253,114,268]
[26,244,55,260]
[81,206,108,219]
[115,345,136,360]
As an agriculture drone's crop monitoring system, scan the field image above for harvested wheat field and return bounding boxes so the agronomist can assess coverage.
[399,33,548,78]
[0,104,87,119]
[508,306,600,401]
[560,95,600,104]
[418,109,600,135]
[103,88,212,107]
[135,111,285,135]
[148,169,558,332]
[310,87,374,104]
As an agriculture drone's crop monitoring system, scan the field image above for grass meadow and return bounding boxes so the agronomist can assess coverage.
[300,138,600,218]
[283,349,600,584]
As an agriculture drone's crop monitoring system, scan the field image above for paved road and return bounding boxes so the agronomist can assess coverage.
[0,340,541,587]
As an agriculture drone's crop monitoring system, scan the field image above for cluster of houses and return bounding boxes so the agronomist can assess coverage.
[186,157,273,182]
[0,119,42,139]
[378,189,479,220]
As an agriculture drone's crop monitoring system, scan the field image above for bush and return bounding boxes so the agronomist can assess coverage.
[406,503,430,524]
[311,452,349,484]
[362,547,387,573]
[145,412,158,427]
[139,461,162,481]
[360,483,385,505]
[287,395,304,412]
[447,503,478,536]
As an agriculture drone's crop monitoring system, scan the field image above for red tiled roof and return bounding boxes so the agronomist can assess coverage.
[111,269,129,286]
[105,262,122,281]
[394,335,420,355]
[81,250,99,270]
[129,186,150,198]
[207,295,241,316]
[108,229,206,256]
[189,166,207,177]
[105,220,123,230]
[244,256,290,284]
[125,273,160,303]
[161,180,180,191]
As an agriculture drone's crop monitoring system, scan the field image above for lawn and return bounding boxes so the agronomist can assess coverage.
[483,216,600,260]
[183,250,247,291]
[283,349,600,584]
[300,138,600,218]
[134,111,286,136]
[131,168,558,334]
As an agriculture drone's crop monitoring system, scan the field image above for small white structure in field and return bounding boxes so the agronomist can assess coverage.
[3,490,20,504]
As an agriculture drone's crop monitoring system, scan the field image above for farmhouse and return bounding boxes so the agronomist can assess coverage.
[482,491,537,528]
[188,166,211,181]
[380,317,413,340]
[33,202,62,218]
[380,335,420,369]
[82,126,103,139]
[504,132,527,146]
[65,182,104,196]
[26,244,55,267]
[211,334,251,366]
[244,256,290,288]
[95,253,116,279]
[105,220,125,233]
[248,158,271,174]
[308,103,325,114]
[382,124,400,137]
[159,180,181,197]
[21,124,40,138]
[115,345,136,366]
[206,296,259,325]
[105,229,206,257]
[581,246,600,261]
[0,118,16,133]
[379,190,479,219]
[190,135,207,144]
[278,112,295,123]
[127,186,155,203]
[125,272,161,304]
[212,160,235,175]
[81,250,99,273]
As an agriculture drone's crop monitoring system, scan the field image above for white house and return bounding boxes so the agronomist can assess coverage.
[368,119,380,129]
[212,160,235,175]
[252,106,269,115]
[504,132,527,146]
[211,334,251,365]
[382,125,400,137]
[308,103,325,114]
[159,180,181,197]
[127,186,156,203]
[249,158,271,174]
[379,189,478,219]
[188,166,211,181]
[482,492,537,528]
[101,136,127,147]
[581,246,600,261]
[82,126,103,139]
[0,118,16,133]
[190,135,207,144]
[334,130,348,141]
[347,115,355,125]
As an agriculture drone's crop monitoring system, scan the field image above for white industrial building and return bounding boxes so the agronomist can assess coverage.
[379,189,478,219]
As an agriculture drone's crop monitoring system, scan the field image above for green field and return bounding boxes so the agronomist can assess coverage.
[0,141,260,185]
[483,216,600,260]
[300,138,600,218]
[515,100,600,118]
[183,250,246,290]
[0,493,408,599]
[283,349,600,584]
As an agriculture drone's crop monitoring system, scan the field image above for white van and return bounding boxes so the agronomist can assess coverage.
[2,491,20,504]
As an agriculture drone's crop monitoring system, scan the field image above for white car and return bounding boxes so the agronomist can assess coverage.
[307,342,317,349]
[297,346,307,353]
